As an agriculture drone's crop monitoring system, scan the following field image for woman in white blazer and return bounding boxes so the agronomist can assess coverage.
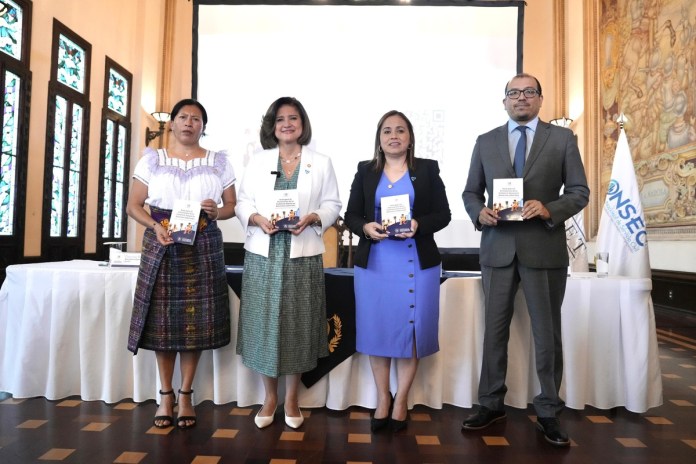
[235,97,341,430]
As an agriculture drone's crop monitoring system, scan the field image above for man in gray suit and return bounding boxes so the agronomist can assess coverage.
[461,73,589,446]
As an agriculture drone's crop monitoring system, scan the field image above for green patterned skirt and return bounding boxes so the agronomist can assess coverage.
[236,231,328,377]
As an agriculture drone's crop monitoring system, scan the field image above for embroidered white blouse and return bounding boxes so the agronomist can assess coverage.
[132,148,236,210]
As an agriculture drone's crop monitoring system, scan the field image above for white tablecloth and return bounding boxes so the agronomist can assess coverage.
[0,261,662,412]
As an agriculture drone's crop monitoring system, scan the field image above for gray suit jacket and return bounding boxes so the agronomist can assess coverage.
[462,121,590,269]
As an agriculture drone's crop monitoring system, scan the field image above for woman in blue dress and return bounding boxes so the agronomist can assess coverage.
[345,110,451,432]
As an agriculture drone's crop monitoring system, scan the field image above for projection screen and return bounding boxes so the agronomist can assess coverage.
[194,1,523,247]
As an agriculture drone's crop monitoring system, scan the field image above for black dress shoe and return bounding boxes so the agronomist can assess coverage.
[461,406,506,430]
[536,417,570,447]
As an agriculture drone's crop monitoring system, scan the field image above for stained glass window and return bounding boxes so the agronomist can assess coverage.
[49,99,86,238]
[101,120,114,237]
[114,124,127,238]
[0,0,23,237]
[57,34,85,93]
[1,0,29,268]
[45,20,90,247]
[99,58,131,245]
[108,69,128,116]
[50,96,67,236]
[0,0,23,60]
[66,104,83,237]
[0,70,20,235]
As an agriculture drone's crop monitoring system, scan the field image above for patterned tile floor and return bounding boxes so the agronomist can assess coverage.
[1,307,694,464]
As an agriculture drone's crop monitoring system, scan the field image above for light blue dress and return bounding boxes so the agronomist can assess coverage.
[354,173,440,358]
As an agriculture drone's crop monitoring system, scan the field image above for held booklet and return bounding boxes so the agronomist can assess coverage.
[167,199,202,245]
[271,189,300,230]
[493,178,524,221]
[380,193,412,234]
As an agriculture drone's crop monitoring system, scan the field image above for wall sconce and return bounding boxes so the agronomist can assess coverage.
[145,112,171,146]
[616,112,628,129]
[550,116,573,128]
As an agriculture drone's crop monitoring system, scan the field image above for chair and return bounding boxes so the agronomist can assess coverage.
[322,216,353,268]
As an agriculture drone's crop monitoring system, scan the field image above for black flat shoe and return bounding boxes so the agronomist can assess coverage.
[153,389,175,429]
[536,417,570,447]
[176,389,197,430]
[461,406,506,431]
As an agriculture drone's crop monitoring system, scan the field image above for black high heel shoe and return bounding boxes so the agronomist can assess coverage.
[371,416,390,433]
[390,417,408,432]
[176,389,197,430]
[153,390,175,429]
[370,395,394,433]
[390,394,408,432]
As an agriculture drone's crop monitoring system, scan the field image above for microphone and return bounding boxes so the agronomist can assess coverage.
[270,171,281,178]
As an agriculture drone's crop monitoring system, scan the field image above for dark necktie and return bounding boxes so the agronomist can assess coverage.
[514,125,528,177]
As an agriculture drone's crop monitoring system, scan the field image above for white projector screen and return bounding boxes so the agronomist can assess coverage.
[195,1,522,247]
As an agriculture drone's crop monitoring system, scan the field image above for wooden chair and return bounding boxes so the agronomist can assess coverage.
[322,217,353,268]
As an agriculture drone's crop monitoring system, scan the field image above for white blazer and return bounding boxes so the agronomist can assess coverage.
[235,147,342,258]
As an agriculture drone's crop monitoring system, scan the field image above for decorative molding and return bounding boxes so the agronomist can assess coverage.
[553,0,567,119]
[647,226,696,241]
[584,0,601,238]
[158,0,176,140]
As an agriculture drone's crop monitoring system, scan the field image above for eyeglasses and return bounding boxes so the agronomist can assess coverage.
[505,88,540,99]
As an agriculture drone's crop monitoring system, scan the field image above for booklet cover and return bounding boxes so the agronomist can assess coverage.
[380,193,412,234]
[271,189,301,230]
[493,178,524,221]
[167,199,202,245]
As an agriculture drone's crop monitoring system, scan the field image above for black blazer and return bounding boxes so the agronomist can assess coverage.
[345,158,451,269]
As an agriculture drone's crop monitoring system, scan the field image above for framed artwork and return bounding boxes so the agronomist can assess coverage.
[589,0,696,240]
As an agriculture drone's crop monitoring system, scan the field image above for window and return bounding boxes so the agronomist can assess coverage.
[97,57,131,253]
[0,70,21,236]
[42,19,91,260]
[0,0,31,273]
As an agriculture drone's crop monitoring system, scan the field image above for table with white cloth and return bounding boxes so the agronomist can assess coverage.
[0,260,662,413]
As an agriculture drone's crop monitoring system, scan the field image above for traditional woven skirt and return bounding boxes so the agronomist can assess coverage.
[127,207,230,354]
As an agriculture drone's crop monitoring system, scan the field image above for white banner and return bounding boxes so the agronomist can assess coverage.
[596,128,651,278]
[565,212,589,272]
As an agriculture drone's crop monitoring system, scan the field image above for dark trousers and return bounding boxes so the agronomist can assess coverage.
[478,258,567,417]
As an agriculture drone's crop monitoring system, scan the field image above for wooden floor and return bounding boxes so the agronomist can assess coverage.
[1,307,695,464]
